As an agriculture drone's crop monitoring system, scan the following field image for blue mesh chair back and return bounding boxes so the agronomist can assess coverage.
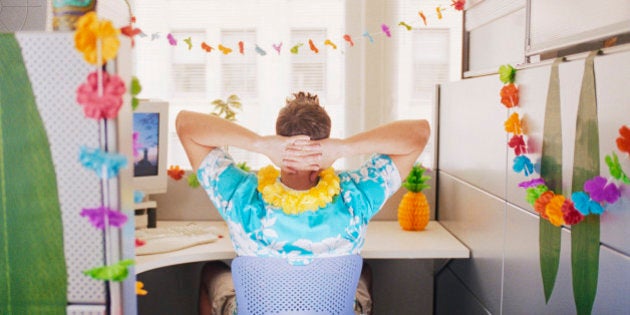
[231,255,363,315]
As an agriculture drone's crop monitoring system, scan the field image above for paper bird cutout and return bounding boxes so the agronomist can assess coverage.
[201,42,213,52]
[343,34,354,47]
[166,33,177,46]
[436,7,444,19]
[183,37,192,50]
[80,206,128,229]
[272,42,283,55]
[138,31,147,38]
[255,45,267,56]
[381,24,391,37]
[418,11,427,26]
[150,33,160,40]
[218,44,233,55]
[398,21,412,31]
[290,43,303,54]
[238,41,244,54]
[120,25,142,47]
[362,31,374,43]
[324,39,337,49]
[308,39,319,53]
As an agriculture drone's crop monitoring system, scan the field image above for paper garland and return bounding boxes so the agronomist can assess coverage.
[498,59,628,313]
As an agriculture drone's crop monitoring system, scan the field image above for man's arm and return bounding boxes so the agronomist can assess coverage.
[176,110,320,171]
[318,120,430,178]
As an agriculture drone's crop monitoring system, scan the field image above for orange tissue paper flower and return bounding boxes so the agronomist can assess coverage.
[504,112,523,135]
[617,125,630,155]
[545,195,566,227]
[168,165,185,180]
[534,191,555,219]
[74,12,121,65]
[500,83,519,108]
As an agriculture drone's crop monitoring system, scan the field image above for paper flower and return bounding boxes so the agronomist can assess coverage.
[135,238,146,247]
[79,146,128,179]
[526,185,548,205]
[76,71,127,120]
[83,259,134,282]
[617,125,630,155]
[136,281,148,296]
[561,199,584,225]
[134,190,145,203]
[188,173,201,188]
[584,176,620,204]
[519,178,545,189]
[534,191,555,219]
[571,191,604,215]
[605,152,630,184]
[168,165,185,180]
[499,64,516,84]
[500,83,520,108]
[504,112,523,135]
[74,12,120,65]
[80,206,128,229]
[513,155,534,176]
[545,195,566,226]
[508,135,527,156]
[452,0,466,11]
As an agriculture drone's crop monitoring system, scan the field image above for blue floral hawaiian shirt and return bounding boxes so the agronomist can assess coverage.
[197,148,401,264]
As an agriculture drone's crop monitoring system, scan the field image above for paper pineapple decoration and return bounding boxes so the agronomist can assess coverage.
[397,165,431,231]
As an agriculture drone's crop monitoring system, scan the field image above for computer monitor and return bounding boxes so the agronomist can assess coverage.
[133,100,169,195]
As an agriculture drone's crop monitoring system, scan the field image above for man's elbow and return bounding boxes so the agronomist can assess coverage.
[412,119,431,150]
[175,110,193,138]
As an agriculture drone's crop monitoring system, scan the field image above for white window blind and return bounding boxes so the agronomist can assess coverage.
[290,29,326,95]
[171,31,206,97]
[221,30,257,98]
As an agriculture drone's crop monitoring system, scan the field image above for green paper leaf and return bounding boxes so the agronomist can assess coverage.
[0,34,68,314]
[540,219,561,302]
[188,173,200,188]
[499,64,516,84]
[83,259,135,282]
[570,51,600,315]
[130,76,142,95]
[132,97,140,111]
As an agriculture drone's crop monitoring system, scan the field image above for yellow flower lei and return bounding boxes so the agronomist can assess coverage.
[257,166,340,215]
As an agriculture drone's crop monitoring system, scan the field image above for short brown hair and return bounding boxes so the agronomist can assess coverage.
[275,92,331,140]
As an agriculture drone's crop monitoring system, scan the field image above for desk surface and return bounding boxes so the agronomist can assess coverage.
[135,220,469,274]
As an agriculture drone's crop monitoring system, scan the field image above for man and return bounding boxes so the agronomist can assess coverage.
[176,92,430,314]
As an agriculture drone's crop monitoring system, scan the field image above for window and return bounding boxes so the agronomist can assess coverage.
[171,31,206,97]
[221,30,258,98]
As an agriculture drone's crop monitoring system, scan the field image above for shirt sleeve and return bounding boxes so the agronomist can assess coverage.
[338,154,402,221]
[196,148,260,220]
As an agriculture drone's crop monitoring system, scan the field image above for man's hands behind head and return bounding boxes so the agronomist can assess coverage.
[260,135,323,174]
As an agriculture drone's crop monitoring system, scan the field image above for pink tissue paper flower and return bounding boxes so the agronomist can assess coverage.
[77,71,126,120]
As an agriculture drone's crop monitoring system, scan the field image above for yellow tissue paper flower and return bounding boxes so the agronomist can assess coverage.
[74,12,120,65]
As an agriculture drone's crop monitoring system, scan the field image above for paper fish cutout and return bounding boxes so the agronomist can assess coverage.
[436,7,444,19]
[166,33,177,46]
[381,24,391,37]
[308,39,319,53]
[183,37,192,50]
[83,259,135,282]
[80,206,128,229]
[238,41,244,54]
[398,21,412,31]
[201,42,213,52]
[290,43,303,54]
[362,31,374,43]
[343,34,354,47]
[151,33,160,40]
[418,11,427,26]
[272,42,283,54]
[218,44,233,55]
[324,39,337,49]
[452,0,466,11]
[255,45,267,56]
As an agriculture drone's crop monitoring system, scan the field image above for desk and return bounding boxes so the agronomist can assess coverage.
[135,220,469,274]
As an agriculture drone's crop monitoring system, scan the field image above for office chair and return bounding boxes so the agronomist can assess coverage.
[231,254,363,315]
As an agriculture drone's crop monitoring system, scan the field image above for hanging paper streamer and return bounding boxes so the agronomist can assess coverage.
[436,7,444,19]
[324,39,337,49]
[79,146,128,179]
[184,37,193,50]
[272,42,282,54]
[238,41,245,54]
[398,21,412,31]
[381,24,391,37]
[80,206,128,229]
[255,45,267,56]
[362,31,374,43]
[201,42,213,52]
[418,11,427,26]
[166,33,177,46]
[83,259,135,282]
[290,43,303,54]
[343,34,354,47]
[308,39,319,53]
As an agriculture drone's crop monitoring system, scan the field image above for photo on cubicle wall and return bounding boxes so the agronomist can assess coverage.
[134,112,160,177]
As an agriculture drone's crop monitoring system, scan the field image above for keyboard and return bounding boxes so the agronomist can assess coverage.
[136,224,219,255]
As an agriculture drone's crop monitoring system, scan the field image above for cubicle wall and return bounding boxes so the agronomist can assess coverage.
[435,49,630,314]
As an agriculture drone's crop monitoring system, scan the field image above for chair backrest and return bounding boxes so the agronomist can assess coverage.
[231,255,363,315]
